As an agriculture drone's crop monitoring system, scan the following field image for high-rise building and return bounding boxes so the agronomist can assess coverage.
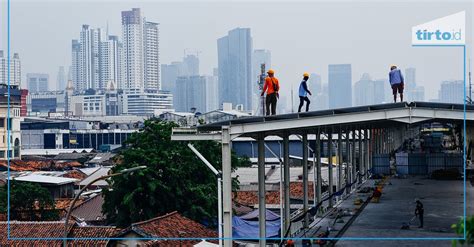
[354,74,387,106]
[405,67,416,92]
[0,51,21,87]
[57,66,67,91]
[122,8,144,90]
[161,62,181,93]
[182,54,199,76]
[252,49,271,84]
[175,76,207,112]
[217,28,253,110]
[79,25,103,90]
[144,21,160,90]
[411,86,425,101]
[99,35,123,90]
[328,64,352,108]
[206,74,218,112]
[71,40,81,91]
[438,80,464,104]
[122,89,173,116]
[27,73,49,93]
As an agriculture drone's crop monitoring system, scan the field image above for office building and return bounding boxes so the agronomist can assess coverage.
[0,51,21,87]
[328,64,352,108]
[71,40,81,91]
[175,76,207,113]
[99,35,123,90]
[161,62,181,93]
[217,28,253,110]
[122,89,173,116]
[27,91,66,115]
[182,54,199,76]
[27,73,49,93]
[438,80,464,104]
[206,75,218,111]
[121,8,144,90]
[57,66,67,91]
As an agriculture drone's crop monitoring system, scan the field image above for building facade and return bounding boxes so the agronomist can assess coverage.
[328,64,352,109]
[217,28,253,110]
[0,51,21,87]
[0,84,21,159]
[26,73,49,93]
[438,80,464,104]
[175,76,207,112]
[144,21,160,90]
[122,89,173,116]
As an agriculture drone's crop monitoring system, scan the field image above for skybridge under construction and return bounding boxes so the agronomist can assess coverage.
[171,101,474,246]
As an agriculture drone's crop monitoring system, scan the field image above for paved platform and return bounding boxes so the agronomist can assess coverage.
[334,176,468,247]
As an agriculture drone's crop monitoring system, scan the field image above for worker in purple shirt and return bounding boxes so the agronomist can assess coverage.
[298,72,312,112]
[389,65,404,102]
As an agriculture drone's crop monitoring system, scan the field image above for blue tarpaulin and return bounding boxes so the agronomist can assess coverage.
[232,209,281,238]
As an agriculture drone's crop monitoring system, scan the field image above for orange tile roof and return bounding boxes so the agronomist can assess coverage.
[234,182,315,206]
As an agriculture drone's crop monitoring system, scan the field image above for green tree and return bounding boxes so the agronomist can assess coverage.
[0,181,59,220]
[452,216,474,246]
[103,119,249,227]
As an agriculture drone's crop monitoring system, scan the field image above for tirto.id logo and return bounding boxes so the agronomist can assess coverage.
[412,11,465,45]
[415,29,462,41]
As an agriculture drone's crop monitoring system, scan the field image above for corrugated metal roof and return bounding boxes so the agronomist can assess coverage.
[79,167,111,187]
[11,174,77,185]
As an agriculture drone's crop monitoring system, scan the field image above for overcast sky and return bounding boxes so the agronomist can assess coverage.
[0,0,472,101]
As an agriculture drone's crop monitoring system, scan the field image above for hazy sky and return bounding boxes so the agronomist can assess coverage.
[1,0,473,101]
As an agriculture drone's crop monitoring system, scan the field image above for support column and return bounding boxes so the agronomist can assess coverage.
[221,127,232,247]
[352,128,357,188]
[283,134,291,232]
[358,128,363,183]
[367,128,371,179]
[316,129,322,208]
[302,133,309,228]
[337,128,343,199]
[257,134,266,246]
[345,127,350,194]
[328,129,334,207]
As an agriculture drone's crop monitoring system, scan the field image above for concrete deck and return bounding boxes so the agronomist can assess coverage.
[293,176,470,247]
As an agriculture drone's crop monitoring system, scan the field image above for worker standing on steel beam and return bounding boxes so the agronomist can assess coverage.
[389,65,404,102]
[298,72,312,112]
[261,69,280,115]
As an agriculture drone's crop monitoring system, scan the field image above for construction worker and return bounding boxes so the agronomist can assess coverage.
[261,69,280,115]
[389,65,404,102]
[415,199,424,228]
[298,72,312,112]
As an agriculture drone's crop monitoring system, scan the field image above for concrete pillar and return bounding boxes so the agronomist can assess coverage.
[337,128,343,199]
[221,127,232,247]
[328,130,334,207]
[302,133,309,228]
[257,134,266,246]
[367,128,372,175]
[283,134,291,232]
[365,129,370,180]
[316,129,322,208]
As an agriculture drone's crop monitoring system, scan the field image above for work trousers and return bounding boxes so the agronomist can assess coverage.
[265,93,278,115]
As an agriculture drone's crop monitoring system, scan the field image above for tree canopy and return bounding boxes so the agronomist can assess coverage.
[103,119,249,227]
[0,181,58,221]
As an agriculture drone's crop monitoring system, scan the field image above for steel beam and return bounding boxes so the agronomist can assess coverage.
[221,127,232,247]
[315,129,322,209]
[257,134,266,246]
[345,127,350,194]
[358,128,363,183]
[302,133,309,228]
[352,128,356,189]
[328,129,334,207]
[283,134,291,232]
[337,128,343,200]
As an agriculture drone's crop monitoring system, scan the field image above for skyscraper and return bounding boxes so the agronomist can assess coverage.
[182,54,199,76]
[27,73,49,93]
[0,51,21,87]
[144,21,160,90]
[354,74,387,106]
[438,80,464,104]
[175,75,207,112]
[161,62,181,93]
[79,25,103,90]
[99,35,123,90]
[71,40,81,91]
[328,64,352,108]
[57,66,67,91]
[122,8,144,90]
[217,28,253,110]
[252,49,271,84]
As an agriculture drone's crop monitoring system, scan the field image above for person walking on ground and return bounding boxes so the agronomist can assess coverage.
[261,69,280,115]
[415,199,424,228]
[298,72,312,112]
[389,65,404,102]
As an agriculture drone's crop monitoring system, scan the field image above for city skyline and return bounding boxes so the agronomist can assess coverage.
[0,1,472,102]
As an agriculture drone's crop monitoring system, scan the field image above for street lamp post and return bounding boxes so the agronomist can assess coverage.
[187,143,223,247]
[63,166,146,247]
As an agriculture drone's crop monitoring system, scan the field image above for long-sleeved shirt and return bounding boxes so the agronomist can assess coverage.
[389,69,404,85]
[263,77,280,95]
[298,80,311,97]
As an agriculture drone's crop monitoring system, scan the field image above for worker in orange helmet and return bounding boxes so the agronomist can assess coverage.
[261,69,280,115]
